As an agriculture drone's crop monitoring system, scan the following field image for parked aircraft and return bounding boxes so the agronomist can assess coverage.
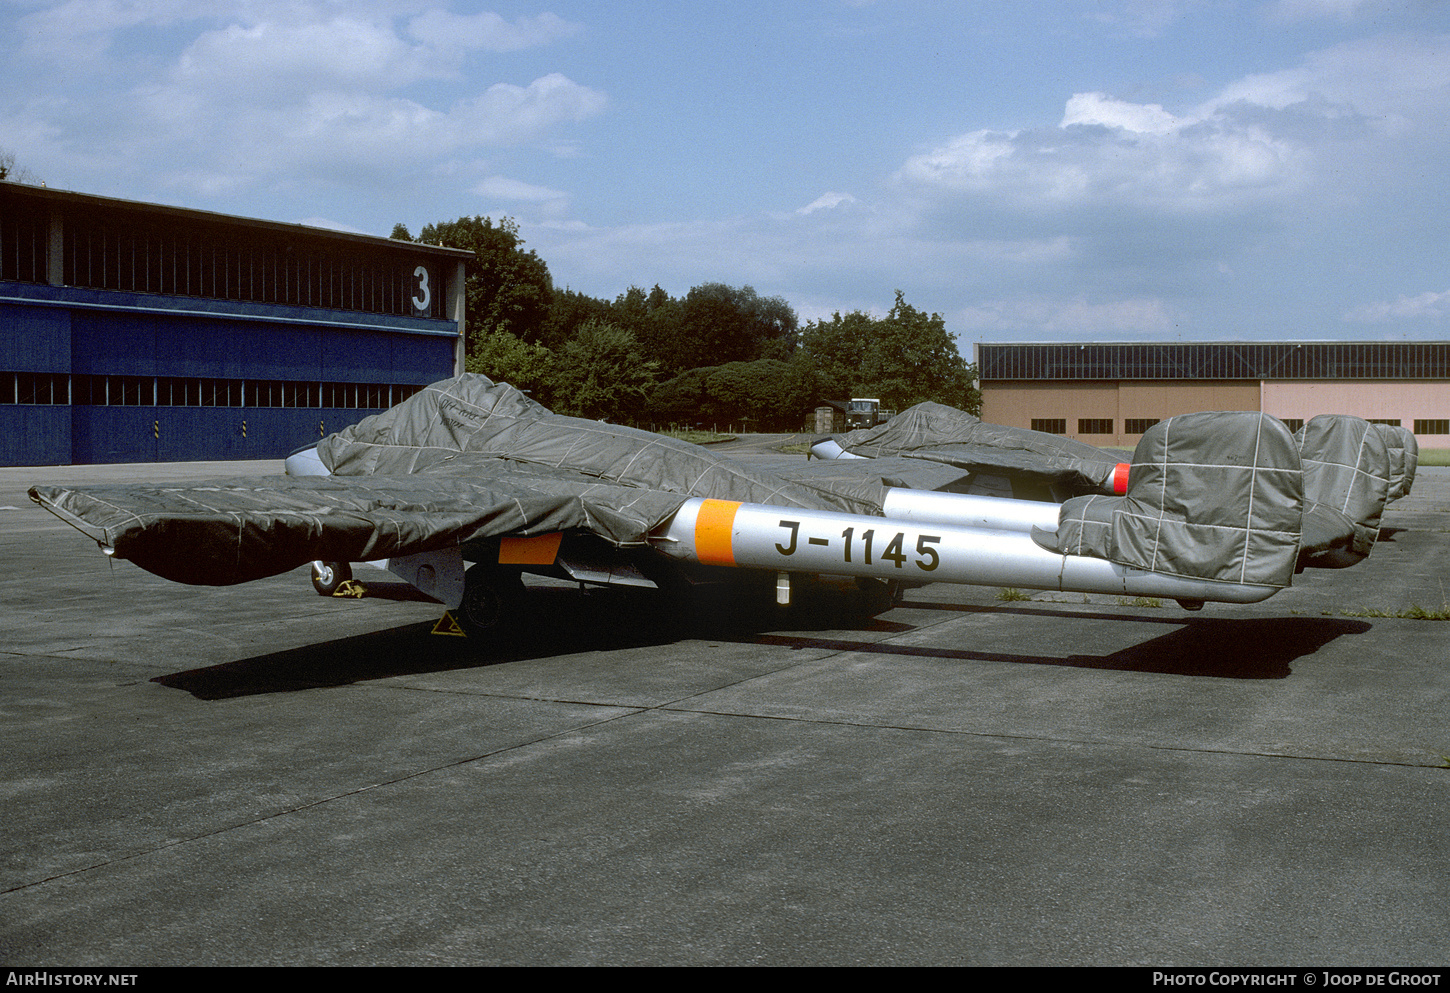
[30,375,1350,638]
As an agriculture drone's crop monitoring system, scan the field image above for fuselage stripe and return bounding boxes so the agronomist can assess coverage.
[694,499,741,566]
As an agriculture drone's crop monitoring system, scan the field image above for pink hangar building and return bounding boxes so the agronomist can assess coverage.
[976,341,1450,450]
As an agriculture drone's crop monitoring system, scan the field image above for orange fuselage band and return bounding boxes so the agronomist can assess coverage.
[693,499,741,566]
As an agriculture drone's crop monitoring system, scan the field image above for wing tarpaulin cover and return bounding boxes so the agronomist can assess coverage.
[1045,412,1303,588]
[320,376,879,517]
[29,375,884,586]
[829,402,1125,495]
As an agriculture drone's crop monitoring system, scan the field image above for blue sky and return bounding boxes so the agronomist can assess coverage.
[5,1,1450,351]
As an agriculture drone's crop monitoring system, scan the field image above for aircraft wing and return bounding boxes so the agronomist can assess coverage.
[812,402,1128,499]
[28,376,887,587]
[29,463,697,586]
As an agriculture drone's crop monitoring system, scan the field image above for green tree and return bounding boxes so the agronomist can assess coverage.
[417,216,554,351]
[540,286,611,350]
[675,283,797,373]
[647,354,820,431]
[646,366,711,427]
[552,319,660,422]
[464,328,559,406]
[801,291,979,415]
[798,309,878,396]
[613,284,685,371]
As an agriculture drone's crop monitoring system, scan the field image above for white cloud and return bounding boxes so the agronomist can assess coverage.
[797,191,858,214]
[449,74,608,146]
[955,297,1182,337]
[16,0,218,60]
[1345,289,1450,323]
[1061,92,1183,134]
[172,18,441,94]
[896,33,1450,224]
[293,215,374,235]
[895,115,1304,214]
[406,10,581,55]
[1204,34,1450,123]
[1265,0,1380,22]
[5,4,607,203]
[472,174,571,219]
[474,175,569,203]
[1083,0,1195,38]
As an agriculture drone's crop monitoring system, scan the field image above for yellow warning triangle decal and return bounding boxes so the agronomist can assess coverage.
[431,611,468,637]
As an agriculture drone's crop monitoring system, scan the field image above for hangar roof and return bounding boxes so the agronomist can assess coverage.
[1,182,472,259]
[979,341,1450,381]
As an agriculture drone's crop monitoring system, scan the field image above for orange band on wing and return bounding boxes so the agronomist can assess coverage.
[1113,463,1131,495]
[499,532,563,565]
[694,499,741,566]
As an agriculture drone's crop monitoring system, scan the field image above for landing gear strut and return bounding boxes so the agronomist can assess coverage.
[310,561,352,596]
[455,566,526,638]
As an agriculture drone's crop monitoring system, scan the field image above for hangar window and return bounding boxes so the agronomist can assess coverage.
[0,200,48,284]
[1030,418,1066,434]
[247,381,277,408]
[0,372,67,404]
[1414,419,1449,435]
[60,375,416,408]
[1077,418,1113,434]
[58,206,445,320]
[1367,419,1401,427]
[1124,418,1159,434]
[1280,419,1304,434]
[322,382,354,408]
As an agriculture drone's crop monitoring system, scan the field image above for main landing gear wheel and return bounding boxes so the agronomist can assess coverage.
[456,567,526,638]
[310,560,352,596]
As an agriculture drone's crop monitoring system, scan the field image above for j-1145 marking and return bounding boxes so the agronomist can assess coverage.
[772,520,941,572]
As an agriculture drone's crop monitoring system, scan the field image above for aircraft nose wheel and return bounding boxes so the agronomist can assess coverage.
[456,567,526,638]
[310,560,352,596]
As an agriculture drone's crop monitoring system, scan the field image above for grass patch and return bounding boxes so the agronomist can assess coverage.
[778,442,812,454]
[1341,604,1450,620]
[996,587,1033,602]
[1340,581,1450,620]
[655,428,736,445]
[1117,596,1163,609]
[1416,449,1450,467]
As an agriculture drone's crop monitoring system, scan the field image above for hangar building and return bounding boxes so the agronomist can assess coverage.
[977,341,1450,449]
[1,183,470,466]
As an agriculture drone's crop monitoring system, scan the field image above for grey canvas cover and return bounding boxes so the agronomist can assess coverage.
[1045,412,1303,588]
[29,375,886,587]
[776,456,977,508]
[1295,415,1391,560]
[1372,423,1418,503]
[828,402,1125,496]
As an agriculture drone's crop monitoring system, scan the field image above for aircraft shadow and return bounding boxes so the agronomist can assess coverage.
[153,584,903,700]
[152,586,1370,699]
[753,614,1371,680]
